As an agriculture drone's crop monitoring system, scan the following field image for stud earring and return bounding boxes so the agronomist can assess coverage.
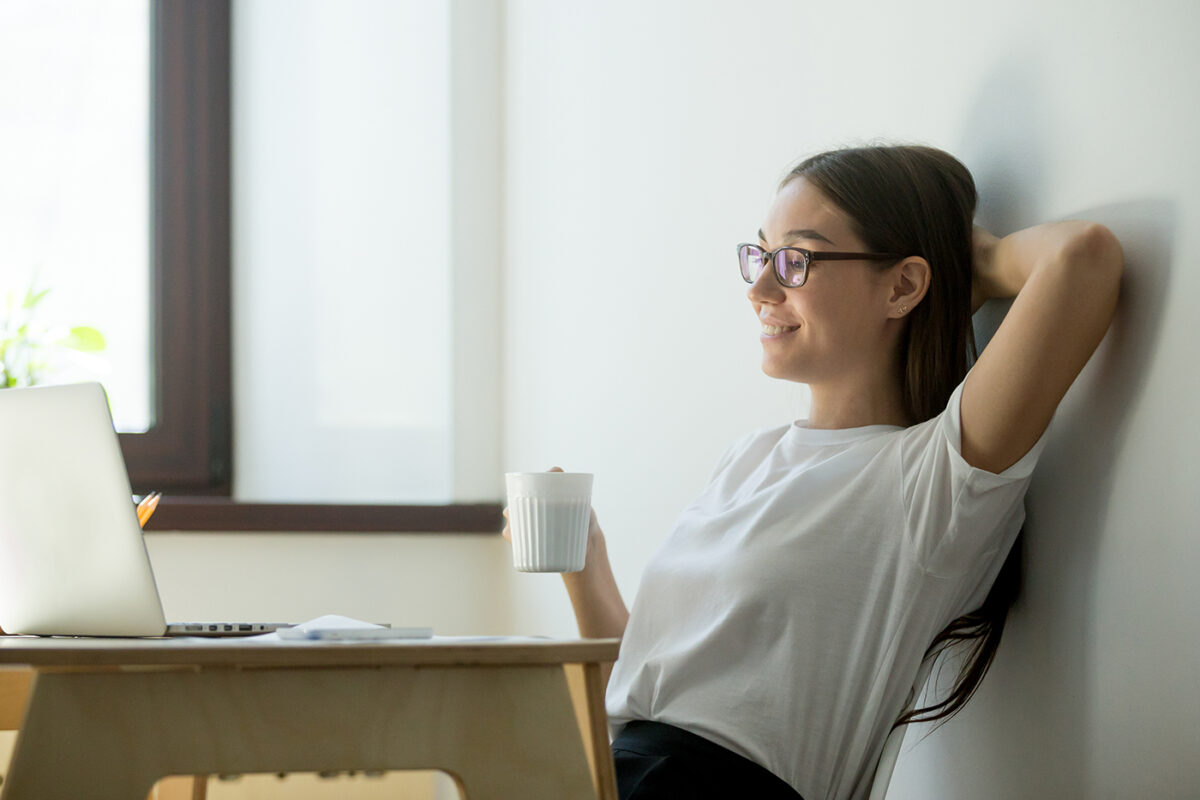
[899,304,908,315]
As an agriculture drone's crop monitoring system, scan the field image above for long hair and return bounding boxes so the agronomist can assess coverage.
[782,143,1021,730]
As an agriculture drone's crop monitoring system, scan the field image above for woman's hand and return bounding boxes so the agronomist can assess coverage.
[971,224,1003,314]
[503,467,629,652]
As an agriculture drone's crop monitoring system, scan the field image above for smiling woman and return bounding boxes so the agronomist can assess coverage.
[561,143,1124,800]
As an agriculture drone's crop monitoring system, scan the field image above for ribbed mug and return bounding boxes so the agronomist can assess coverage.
[505,472,593,572]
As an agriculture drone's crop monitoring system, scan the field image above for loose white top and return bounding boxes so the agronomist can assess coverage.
[606,375,1050,800]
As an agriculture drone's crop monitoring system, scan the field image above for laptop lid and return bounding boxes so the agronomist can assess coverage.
[0,382,167,636]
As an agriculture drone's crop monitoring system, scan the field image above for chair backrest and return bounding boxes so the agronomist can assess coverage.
[867,657,935,800]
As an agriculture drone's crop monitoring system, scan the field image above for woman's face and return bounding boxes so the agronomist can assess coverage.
[748,177,900,384]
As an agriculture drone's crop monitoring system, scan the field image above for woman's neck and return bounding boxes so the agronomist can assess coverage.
[805,371,912,430]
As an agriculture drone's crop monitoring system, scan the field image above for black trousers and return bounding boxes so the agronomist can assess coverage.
[611,720,804,800]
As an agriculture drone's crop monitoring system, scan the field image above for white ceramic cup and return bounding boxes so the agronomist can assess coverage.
[505,472,593,572]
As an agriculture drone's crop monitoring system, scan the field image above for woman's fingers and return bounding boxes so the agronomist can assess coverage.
[502,467,566,544]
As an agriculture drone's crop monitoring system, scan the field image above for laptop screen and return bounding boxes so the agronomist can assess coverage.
[0,382,168,636]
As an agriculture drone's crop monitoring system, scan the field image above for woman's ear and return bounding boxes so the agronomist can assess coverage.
[889,256,931,317]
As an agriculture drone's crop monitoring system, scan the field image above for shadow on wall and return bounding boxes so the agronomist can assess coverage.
[952,198,1175,800]
[955,54,1051,236]
[898,53,1178,799]
[1049,197,1178,785]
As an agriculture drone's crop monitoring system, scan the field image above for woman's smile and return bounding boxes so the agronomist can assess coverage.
[759,316,801,339]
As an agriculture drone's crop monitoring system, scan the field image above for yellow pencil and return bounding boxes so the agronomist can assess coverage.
[137,492,161,528]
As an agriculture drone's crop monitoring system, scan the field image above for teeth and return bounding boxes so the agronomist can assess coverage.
[761,324,797,335]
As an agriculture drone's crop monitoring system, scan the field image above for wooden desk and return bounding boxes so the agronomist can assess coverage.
[0,636,620,800]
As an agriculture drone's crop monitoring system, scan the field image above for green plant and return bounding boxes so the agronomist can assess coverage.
[0,279,106,388]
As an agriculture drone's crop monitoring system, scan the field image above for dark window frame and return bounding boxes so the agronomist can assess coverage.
[119,0,231,497]
[125,0,500,534]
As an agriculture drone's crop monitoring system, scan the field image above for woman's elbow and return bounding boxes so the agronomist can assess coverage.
[1062,223,1125,284]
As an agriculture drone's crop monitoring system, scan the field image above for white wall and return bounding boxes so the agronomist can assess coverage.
[502,0,1200,798]
[144,533,514,635]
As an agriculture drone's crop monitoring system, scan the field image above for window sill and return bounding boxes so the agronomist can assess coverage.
[141,497,503,533]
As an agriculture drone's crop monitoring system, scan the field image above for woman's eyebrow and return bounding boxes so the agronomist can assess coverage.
[757,227,837,246]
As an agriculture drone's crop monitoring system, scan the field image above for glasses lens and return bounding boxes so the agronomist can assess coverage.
[775,249,807,287]
[739,245,765,283]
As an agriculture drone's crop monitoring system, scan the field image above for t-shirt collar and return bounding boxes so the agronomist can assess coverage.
[786,420,904,446]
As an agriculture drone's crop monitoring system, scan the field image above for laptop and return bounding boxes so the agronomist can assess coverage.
[0,382,293,637]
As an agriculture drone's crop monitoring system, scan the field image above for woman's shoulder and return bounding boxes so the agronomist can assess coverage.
[705,423,793,482]
[897,376,970,443]
[716,423,792,463]
[732,421,797,450]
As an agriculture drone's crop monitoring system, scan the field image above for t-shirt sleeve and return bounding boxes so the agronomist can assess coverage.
[898,372,1052,576]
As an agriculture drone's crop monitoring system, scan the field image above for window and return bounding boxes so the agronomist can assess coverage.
[0,0,153,433]
[125,0,233,494]
[2,0,231,494]
[3,0,502,532]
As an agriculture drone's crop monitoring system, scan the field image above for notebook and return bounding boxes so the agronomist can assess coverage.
[0,382,294,637]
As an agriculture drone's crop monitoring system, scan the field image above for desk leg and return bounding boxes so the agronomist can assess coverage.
[1,665,598,800]
[564,664,618,800]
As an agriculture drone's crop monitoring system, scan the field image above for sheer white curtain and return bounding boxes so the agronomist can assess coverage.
[233,0,457,503]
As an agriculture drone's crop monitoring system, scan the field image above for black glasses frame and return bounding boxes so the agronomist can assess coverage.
[737,243,906,288]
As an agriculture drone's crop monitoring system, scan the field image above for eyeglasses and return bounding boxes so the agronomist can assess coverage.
[737,243,906,288]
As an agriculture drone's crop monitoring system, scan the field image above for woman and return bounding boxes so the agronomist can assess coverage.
[504,144,1123,799]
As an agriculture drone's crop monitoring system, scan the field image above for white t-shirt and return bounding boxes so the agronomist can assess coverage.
[605,375,1050,800]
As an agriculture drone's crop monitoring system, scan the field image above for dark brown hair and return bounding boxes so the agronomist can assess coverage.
[782,143,1020,730]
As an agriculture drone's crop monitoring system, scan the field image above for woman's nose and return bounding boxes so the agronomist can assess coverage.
[746,264,784,304]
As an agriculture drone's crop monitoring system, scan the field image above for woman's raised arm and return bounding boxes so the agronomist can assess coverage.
[961,220,1124,474]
